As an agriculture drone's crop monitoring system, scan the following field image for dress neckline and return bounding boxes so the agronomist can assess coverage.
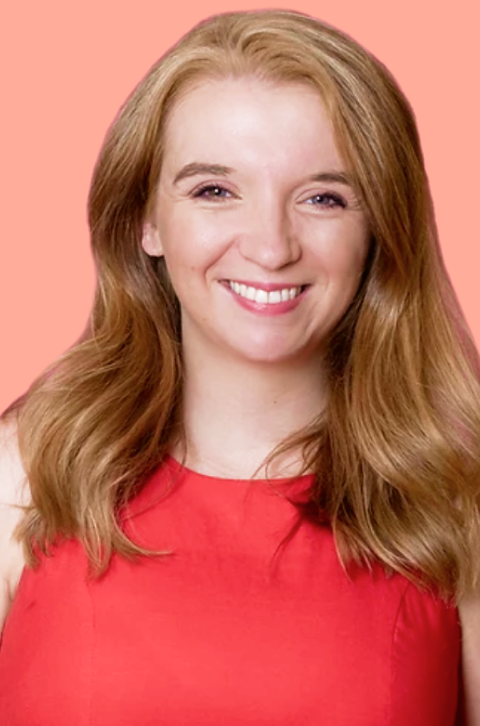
[164,453,315,487]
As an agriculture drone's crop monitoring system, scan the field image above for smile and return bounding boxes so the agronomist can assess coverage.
[228,281,303,304]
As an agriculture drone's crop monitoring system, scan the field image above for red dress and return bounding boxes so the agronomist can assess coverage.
[0,456,461,725]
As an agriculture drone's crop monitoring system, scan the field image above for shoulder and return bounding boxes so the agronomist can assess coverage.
[457,589,480,725]
[0,415,29,632]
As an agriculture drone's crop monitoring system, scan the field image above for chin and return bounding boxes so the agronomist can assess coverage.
[226,338,322,367]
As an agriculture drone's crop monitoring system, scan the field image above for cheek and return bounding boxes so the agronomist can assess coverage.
[160,229,224,308]
[162,215,232,272]
[312,231,369,284]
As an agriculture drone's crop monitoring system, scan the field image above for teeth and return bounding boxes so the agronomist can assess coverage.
[269,291,282,304]
[228,282,302,304]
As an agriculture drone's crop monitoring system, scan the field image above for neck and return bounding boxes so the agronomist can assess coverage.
[174,343,327,479]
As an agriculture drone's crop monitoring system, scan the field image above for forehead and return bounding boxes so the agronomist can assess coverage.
[161,76,343,173]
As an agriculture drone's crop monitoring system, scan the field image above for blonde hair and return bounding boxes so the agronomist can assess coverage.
[11,9,480,604]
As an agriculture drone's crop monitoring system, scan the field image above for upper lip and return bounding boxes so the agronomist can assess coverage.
[224,280,307,291]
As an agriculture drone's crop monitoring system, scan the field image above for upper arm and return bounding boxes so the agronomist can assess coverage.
[0,416,29,634]
[457,585,480,725]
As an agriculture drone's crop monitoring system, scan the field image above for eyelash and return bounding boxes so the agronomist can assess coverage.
[193,184,232,200]
[192,184,347,209]
[305,193,346,209]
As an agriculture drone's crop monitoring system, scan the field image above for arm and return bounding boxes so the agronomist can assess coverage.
[0,417,28,634]
[457,587,480,725]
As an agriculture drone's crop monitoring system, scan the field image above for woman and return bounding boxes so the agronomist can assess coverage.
[0,9,479,724]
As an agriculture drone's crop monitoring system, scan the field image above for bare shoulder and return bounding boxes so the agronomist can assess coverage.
[0,415,29,633]
[457,588,480,725]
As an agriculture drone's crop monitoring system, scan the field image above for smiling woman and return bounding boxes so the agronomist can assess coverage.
[1,9,480,726]
[142,78,369,368]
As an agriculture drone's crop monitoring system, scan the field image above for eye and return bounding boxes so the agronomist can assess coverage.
[305,193,346,209]
[193,184,233,200]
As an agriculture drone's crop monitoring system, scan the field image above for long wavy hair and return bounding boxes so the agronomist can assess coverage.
[10,9,480,604]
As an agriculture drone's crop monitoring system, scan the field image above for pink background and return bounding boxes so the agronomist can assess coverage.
[0,1,478,414]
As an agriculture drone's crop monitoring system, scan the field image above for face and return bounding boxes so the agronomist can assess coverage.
[143,77,370,367]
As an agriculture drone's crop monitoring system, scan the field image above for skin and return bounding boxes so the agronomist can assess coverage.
[144,77,369,366]
[142,77,370,477]
[0,81,478,723]
[143,76,480,720]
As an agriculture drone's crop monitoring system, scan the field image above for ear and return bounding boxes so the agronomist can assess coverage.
[142,222,164,257]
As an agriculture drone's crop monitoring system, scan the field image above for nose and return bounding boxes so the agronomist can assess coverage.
[238,198,301,270]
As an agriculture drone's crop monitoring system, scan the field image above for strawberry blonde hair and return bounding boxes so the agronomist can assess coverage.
[10,10,480,604]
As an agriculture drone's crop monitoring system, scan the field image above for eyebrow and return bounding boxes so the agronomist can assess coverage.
[309,171,353,186]
[173,163,234,185]
[172,162,353,187]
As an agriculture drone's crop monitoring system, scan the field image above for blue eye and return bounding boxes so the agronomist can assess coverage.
[307,193,346,209]
[192,185,346,208]
[193,184,231,200]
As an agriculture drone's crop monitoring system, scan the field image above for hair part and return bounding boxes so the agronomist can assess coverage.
[10,9,480,603]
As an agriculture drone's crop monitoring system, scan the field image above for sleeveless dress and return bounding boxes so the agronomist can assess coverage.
[0,456,461,725]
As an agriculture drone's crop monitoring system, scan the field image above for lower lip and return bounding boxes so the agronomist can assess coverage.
[224,284,308,316]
